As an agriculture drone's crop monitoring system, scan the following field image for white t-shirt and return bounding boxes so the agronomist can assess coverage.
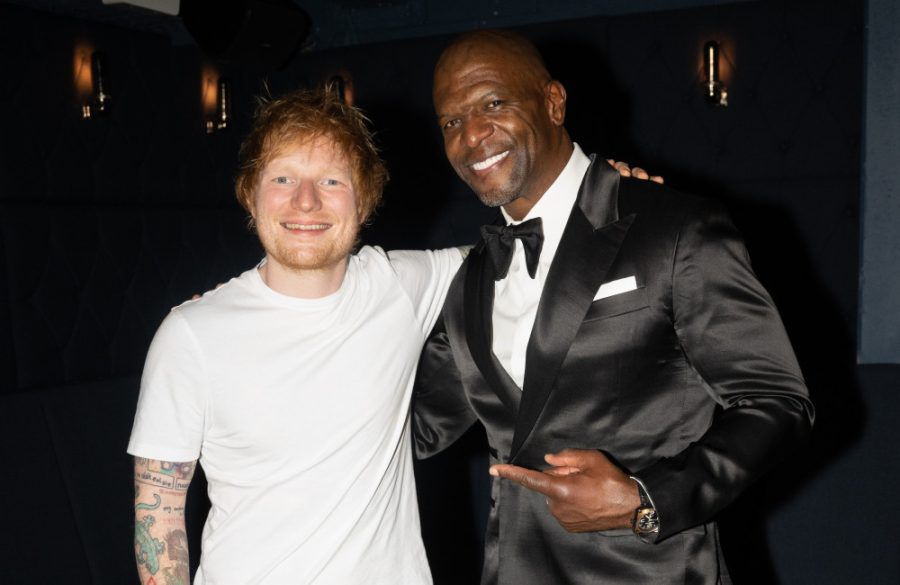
[128,246,462,585]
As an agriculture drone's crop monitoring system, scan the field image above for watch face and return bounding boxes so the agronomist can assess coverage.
[635,507,660,534]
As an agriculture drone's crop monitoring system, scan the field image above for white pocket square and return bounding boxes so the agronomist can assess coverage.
[593,276,638,301]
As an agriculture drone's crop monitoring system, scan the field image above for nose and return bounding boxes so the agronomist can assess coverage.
[463,115,494,148]
[291,180,321,212]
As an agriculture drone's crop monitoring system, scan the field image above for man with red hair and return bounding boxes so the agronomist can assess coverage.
[128,88,462,584]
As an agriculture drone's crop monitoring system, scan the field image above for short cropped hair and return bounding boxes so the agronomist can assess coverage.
[235,88,388,224]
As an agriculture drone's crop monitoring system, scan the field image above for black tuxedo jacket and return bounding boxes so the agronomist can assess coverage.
[413,157,814,585]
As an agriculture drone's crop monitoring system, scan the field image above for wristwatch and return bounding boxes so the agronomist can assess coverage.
[630,479,660,537]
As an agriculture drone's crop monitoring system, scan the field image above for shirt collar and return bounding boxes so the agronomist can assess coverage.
[501,143,591,266]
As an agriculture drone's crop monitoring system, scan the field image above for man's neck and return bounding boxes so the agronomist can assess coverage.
[258,256,349,298]
[502,140,575,221]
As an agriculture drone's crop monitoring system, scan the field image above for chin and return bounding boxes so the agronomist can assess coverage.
[474,188,518,209]
[280,251,344,272]
[269,239,355,273]
[466,169,523,209]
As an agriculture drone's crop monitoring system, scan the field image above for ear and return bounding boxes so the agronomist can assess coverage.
[356,197,367,225]
[246,181,260,221]
[545,80,567,126]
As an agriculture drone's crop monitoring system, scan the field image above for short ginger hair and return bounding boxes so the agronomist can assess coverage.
[235,88,388,224]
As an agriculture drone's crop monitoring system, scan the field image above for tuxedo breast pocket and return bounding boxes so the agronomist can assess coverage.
[582,286,649,322]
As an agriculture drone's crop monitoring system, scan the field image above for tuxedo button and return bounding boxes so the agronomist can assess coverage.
[490,497,496,508]
[488,446,498,458]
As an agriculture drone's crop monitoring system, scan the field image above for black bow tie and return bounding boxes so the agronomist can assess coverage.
[481,217,544,281]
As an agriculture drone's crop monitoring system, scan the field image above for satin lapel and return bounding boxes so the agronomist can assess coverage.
[463,247,522,417]
[509,159,634,461]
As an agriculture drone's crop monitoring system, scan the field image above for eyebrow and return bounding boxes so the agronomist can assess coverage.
[436,86,506,119]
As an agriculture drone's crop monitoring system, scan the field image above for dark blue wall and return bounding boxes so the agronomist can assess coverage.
[859,0,900,363]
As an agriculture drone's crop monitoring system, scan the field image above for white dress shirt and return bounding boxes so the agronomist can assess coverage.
[492,144,592,389]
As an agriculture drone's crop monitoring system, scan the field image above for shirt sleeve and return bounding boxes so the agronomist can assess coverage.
[386,248,464,336]
[127,309,209,462]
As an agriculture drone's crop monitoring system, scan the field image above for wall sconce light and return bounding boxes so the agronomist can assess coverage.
[203,74,231,134]
[327,75,346,104]
[326,72,354,107]
[203,77,231,134]
[703,41,728,107]
[75,44,112,119]
[83,52,112,118]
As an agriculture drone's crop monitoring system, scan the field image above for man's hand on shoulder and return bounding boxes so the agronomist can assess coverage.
[490,448,640,533]
[607,159,664,184]
[189,281,227,301]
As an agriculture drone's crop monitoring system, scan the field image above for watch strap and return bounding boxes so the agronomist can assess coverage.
[629,475,657,510]
[629,475,660,538]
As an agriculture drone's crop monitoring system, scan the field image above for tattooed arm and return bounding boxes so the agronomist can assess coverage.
[134,457,196,585]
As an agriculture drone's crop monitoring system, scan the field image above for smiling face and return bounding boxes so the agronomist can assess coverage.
[433,31,572,219]
[252,135,360,283]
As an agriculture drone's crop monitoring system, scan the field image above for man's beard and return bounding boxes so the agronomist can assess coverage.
[258,223,358,273]
[474,186,519,208]
[464,153,528,209]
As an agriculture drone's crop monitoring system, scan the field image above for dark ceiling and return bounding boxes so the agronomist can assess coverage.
[2,0,755,51]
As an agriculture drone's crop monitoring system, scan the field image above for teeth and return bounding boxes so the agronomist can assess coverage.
[471,150,509,171]
[283,223,329,230]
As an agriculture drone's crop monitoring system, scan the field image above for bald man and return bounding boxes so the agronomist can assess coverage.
[413,30,813,585]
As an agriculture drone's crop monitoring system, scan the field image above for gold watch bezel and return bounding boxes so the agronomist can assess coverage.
[632,506,660,535]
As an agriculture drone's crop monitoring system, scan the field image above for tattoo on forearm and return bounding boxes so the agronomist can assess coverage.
[162,503,186,515]
[160,529,191,585]
[135,460,195,491]
[165,529,189,564]
[135,493,162,512]
[161,567,189,585]
[134,509,165,576]
[134,458,195,582]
